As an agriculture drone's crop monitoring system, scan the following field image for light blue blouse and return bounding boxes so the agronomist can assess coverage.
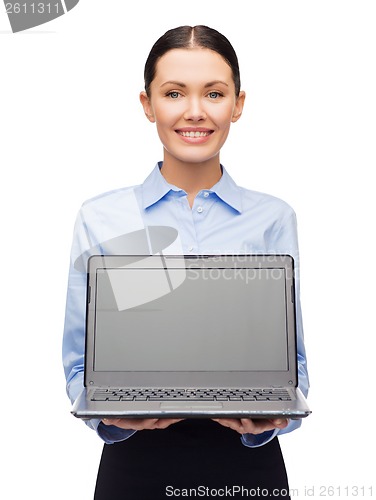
[62,162,309,447]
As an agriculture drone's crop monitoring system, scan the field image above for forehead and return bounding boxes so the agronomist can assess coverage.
[153,48,233,87]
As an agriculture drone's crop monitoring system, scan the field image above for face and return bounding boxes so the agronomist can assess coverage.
[140,48,245,166]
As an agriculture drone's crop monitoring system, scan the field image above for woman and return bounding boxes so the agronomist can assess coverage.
[63,25,309,499]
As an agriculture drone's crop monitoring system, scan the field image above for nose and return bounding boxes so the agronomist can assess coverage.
[183,97,206,122]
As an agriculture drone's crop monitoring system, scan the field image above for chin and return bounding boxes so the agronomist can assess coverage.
[167,148,220,166]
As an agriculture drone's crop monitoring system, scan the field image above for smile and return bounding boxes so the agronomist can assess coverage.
[177,130,212,138]
[175,128,214,144]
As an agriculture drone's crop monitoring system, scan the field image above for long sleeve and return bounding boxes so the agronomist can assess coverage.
[62,208,136,443]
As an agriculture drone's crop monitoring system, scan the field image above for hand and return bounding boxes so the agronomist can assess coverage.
[102,417,184,431]
[211,418,289,435]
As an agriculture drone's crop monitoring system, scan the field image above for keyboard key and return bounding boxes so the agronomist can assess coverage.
[91,388,292,403]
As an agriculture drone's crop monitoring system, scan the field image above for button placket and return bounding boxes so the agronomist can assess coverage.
[172,196,199,255]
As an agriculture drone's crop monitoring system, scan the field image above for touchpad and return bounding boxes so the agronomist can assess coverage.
[159,403,224,410]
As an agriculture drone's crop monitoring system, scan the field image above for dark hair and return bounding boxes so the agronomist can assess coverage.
[144,25,241,97]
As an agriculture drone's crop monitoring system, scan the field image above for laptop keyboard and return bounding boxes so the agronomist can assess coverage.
[91,388,292,402]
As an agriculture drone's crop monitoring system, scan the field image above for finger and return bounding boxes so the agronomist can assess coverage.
[237,418,272,434]
[102,418,159,430]
[268,418,289,429]
[101,417,184,431]
[239,418,289,434]
[102,418,120,426]
[153,418,184,429]
[213,418,287,435]
[213,418,257,433]
[212,418,244,434]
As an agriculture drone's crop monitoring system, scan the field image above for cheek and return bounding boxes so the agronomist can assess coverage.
[211,104,235,129]
[153,102,182,127]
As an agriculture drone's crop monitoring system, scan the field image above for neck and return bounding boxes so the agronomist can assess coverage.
[160,152,222,208]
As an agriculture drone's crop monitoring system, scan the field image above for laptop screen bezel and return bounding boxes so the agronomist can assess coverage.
[84,254,298,389]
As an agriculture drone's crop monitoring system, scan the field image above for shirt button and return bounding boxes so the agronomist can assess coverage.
[203,192,209,198]
[188,246,194,252]
[197,206,203,213]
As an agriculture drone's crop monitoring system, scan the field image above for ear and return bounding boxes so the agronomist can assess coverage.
[231,91,246,123]
[139,91,155,123]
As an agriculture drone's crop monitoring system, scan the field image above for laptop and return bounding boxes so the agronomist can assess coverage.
[72,254,311,420]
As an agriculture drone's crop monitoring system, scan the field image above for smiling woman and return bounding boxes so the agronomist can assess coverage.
[140,48,245,183]
[62,24,309,500]
[139,26,245,207]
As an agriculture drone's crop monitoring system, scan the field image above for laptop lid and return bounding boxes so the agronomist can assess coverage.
[84,254,297,390]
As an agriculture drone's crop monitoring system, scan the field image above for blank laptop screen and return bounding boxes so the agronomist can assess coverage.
[93,267,289,372]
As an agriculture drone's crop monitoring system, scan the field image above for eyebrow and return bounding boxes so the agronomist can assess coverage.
[160,80,229,88]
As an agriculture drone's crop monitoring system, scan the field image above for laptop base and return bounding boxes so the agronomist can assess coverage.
[72,387,311,420]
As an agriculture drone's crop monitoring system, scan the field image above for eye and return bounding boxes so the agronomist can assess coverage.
[166,91,181,99]
[207,91,223,99]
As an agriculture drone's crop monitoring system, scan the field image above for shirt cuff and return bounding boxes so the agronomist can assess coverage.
[240,428,278,448]
[84,417,137,444]
[240,417,303,448]
[96,421,137,444]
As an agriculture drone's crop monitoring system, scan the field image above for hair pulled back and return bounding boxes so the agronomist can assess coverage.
[144,25,241,97]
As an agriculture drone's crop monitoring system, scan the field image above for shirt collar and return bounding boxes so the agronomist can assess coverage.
[141,162,242,213]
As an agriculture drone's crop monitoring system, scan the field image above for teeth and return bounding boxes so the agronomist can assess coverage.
[179,131,211,137]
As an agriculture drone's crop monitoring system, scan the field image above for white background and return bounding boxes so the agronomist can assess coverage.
[1,1,375,498]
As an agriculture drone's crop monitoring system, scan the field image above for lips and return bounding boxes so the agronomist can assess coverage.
[175,128,214,142]
[179,130,211,137]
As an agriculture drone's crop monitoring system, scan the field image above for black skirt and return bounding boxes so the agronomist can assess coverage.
[94,419,290,500]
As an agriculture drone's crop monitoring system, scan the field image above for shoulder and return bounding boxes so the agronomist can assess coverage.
[81,185,140,208]
[75,185,144,233]
[73,184,145,250]
[77,184,145,219]
[237,184,296,220]
[235,185,300,254]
